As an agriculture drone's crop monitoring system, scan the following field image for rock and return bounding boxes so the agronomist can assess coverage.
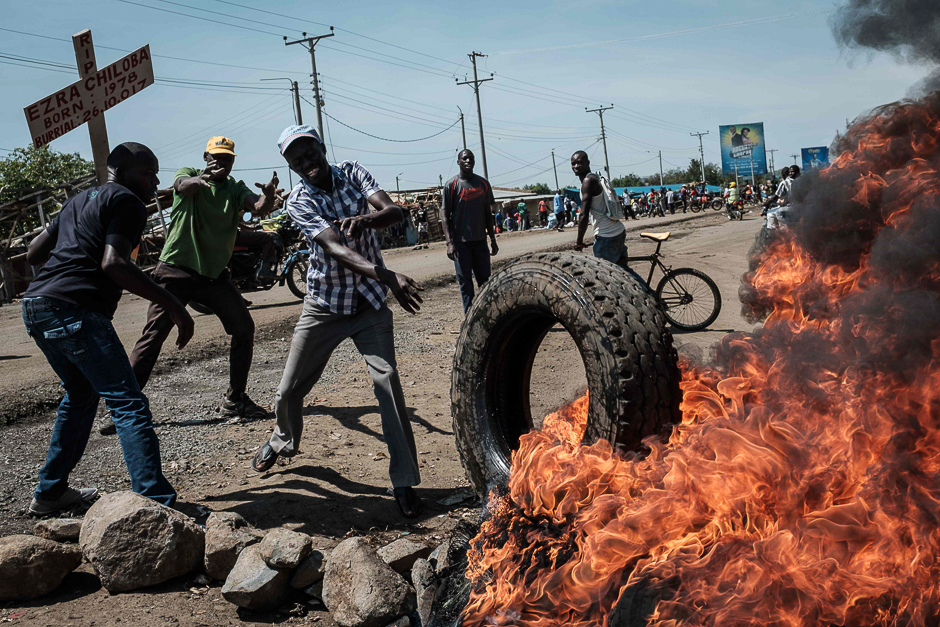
[384,619,411,627]
[221,544,292,610]
[378,538,431,574]
[259,528,313,569]
[322,537,416,627]
[428,539,453,574]
[436,489,475,507]
[79,491,205,592]
[291,548,329,589]
[0,535,83,601]
[204,511,264,580]
[303,580,323,601]
[33,518,83,542]
[411,558,438,627]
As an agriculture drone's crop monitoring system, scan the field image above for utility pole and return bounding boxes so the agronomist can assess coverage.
[767,149,777,174]
[439,174,443,188]
[456,52,493,179]
[791,153,799,165]
[551,150,559,190]
[396,173,403,193]
[261,78,303,125]
[285,28,334,140]
[586,105,613,180]
[690,131,709,183]
[457,106,467,151]
[748,149,756,185]
[733,161,740,187]
[658,151,664,186]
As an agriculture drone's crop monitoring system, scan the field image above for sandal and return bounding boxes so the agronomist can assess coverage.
[251,442,278,472]
[393,487,423,518]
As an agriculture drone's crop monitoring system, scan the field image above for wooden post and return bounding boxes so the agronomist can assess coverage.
[72,29,110,185]
[35,192,47,227]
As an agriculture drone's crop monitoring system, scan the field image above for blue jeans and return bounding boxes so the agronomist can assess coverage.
[453,240,492,313]
[593,230,628,265]
[22,297,176,506]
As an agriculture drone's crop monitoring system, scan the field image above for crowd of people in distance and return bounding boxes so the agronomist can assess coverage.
[493,192,580,234]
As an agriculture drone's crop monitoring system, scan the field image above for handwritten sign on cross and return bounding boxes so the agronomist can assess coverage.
[22,29,154,184]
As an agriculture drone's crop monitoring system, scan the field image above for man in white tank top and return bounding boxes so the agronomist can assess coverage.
[571,151,627,265]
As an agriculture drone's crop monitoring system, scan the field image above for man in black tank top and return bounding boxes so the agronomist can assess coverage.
[21,143,194,515]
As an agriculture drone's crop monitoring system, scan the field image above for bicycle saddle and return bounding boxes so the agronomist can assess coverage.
[640,232,670,241]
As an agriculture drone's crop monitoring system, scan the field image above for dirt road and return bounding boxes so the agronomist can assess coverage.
[0,209,726,423]
[0,211,762,626]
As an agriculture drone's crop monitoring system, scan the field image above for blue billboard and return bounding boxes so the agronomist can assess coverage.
[802,146,830,171]
[719,123,767,177]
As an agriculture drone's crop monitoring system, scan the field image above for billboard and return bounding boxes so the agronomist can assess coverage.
[802,146,830,171]
[719,123,767,177]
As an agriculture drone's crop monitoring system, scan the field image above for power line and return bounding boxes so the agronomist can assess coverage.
[208,0,464,70]
[114,0,286,36]
[310,100,460,143]
[0,26,308,75]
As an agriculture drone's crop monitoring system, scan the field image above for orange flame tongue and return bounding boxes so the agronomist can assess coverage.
[462,94,940,627]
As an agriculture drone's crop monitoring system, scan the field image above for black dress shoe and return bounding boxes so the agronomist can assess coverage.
[251,442,278,472]
[393,487,423,518]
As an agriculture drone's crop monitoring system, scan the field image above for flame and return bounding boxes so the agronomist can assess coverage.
[462,94,940,627]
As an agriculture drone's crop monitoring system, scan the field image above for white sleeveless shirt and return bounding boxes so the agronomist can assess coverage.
[588,191,625,238]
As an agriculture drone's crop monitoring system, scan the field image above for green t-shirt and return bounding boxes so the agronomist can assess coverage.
[160,167,252,279]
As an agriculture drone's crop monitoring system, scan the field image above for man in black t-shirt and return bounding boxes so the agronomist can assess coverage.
[22,142,194,515]
[442,149,498,312]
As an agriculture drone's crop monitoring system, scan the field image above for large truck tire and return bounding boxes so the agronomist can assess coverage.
[451,252,682,497]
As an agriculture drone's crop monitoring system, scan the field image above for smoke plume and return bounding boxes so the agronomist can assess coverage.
[831,0,940,65]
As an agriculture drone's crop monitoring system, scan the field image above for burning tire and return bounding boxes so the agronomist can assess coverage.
[451,252,682,496]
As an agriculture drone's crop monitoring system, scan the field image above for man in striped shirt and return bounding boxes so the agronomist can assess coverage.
[251,125,425,518]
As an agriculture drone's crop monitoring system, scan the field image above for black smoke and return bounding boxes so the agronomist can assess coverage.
[831,0,940,65]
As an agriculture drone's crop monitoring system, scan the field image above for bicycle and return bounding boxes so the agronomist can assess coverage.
[620,231,722,332]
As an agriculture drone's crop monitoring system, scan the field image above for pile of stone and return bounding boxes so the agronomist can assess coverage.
[0,491,454,627]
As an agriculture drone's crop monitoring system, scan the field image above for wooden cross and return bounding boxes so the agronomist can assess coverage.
[23,29,154,184]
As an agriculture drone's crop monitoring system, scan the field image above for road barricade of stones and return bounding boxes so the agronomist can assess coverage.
[0,491,447,627]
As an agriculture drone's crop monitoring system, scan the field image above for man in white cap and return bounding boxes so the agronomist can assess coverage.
[252,125,425,518]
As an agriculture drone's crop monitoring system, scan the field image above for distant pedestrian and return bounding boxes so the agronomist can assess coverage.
[517,200,529,231]
[538,198,549,227]
[414,202,430,249]
[442,149,499,312]
[554,190,566,232]
[666,188,676,215]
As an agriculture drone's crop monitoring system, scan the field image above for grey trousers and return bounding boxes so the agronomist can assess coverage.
[268,297,421,488]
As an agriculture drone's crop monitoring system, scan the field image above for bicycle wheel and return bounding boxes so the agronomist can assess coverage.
[711,200,724,211]
[655,268,721,332]
[286,253,309,299]
[690,202,703,214]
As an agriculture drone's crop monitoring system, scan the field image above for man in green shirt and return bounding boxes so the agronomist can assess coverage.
[516,200,529,231]
[111,136,280,431]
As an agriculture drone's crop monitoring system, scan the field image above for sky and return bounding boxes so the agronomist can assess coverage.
[0,0,931,192]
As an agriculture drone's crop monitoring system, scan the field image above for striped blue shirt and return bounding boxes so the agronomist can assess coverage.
[285,161,388,315]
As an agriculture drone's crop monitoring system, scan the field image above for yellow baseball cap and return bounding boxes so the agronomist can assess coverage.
[206,136,236,156]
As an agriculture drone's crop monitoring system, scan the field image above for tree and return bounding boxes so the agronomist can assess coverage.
[522,182,552,195]
[0,145,94,205]
[611,174,645,187]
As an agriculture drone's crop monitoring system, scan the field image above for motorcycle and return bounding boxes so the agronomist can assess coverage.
[188,212,310,314]
[724,198,745,220]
